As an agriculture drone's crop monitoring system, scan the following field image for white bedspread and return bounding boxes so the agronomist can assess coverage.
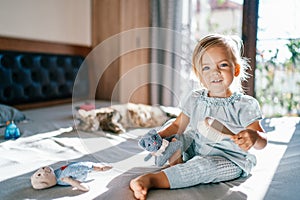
[0,104,299,200]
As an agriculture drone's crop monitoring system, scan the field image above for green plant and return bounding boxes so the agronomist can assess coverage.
[286,39,300,68]
[255,39,300,117]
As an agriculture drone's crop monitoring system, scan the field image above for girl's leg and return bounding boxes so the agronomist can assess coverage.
[163,155,243,189]
[130,156,242,199]
[130,171,170,200]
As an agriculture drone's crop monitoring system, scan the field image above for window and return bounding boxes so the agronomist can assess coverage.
[256,0,300,116]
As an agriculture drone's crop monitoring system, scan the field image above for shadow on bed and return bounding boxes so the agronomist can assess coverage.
[260,118,276,132]
[50,129,250,200]
[95,166,248,200]
[0,170,87,200]
[46,129,249,200]
[263,119,300,200]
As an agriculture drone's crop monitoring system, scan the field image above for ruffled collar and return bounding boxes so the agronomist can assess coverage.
[195,89,242,106]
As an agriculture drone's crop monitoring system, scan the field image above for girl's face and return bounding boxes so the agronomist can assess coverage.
[198,46,236,98]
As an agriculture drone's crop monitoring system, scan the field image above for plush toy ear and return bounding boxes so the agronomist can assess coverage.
[138,138,146,148]
[234,64,240,77]
[148,129,157,135]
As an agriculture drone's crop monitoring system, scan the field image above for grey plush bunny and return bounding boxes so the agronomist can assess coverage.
[138,129,182,167]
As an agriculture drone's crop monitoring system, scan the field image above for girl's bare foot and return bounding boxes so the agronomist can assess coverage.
[130,172,170,199]
[130,175,151,200]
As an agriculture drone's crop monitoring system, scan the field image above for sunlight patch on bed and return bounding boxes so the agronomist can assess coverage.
[0,127,82,182]
[230,117,298,200]
[109,151,159,174]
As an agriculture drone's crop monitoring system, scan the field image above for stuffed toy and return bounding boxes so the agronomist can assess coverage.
[138,129,182,167]
[76,107,125,133]
[31,162,112,192]
[75,103,176,133]
[4,121,20,139]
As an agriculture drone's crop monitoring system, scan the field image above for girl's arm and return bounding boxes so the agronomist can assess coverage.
[158,112,190,138]
[248,120,267,150]
[232,120,267,151]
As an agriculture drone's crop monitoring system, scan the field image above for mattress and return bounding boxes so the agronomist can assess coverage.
[0,102,299,200]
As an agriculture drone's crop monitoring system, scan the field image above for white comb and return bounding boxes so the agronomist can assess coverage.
[197,117,235,142]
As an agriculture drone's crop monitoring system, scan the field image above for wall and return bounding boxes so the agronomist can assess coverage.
[0,0,91,46]
[0,0,150,104]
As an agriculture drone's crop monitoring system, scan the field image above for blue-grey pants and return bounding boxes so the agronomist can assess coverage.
[159,120,243,189]
[163,155,243,189]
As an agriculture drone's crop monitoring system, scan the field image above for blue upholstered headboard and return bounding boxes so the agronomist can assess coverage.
[0,50,84,106]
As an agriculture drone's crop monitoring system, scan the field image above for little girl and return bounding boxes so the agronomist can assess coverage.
[130,33,267,200]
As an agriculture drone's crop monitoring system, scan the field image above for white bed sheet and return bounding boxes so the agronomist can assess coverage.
[0,103,299,200]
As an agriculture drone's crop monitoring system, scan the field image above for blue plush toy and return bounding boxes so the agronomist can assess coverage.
[31,162,112,192]
[4,121,20,139]
[138,129,182,167]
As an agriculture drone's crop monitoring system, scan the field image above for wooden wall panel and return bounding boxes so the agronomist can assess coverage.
[0,36,91,56]
[92,0,150,104]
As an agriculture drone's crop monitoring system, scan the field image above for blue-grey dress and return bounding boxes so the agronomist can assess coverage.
[163,89,263,189]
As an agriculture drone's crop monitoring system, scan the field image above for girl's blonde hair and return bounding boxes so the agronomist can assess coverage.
[192,33,250,92]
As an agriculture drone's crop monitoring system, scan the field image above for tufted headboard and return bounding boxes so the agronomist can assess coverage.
[0,50,85,107]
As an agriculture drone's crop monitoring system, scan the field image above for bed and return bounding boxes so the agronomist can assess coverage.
[0,50,299,200]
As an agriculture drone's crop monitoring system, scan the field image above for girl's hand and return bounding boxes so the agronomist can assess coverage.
[231,121,267,151]
[231,129,267,151]
[231,129,258,151]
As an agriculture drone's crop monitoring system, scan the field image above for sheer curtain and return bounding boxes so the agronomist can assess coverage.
[150,0,184,106]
